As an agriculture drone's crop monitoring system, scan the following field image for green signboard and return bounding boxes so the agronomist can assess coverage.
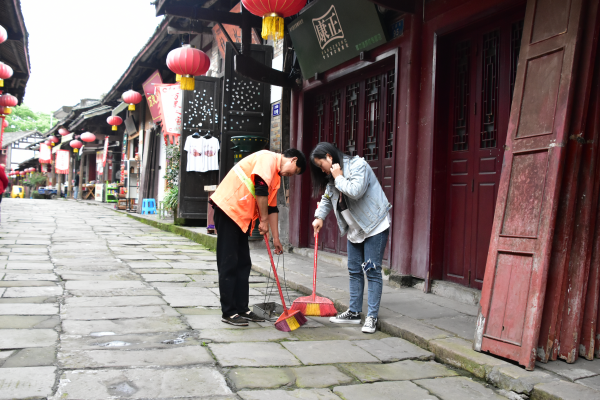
[288,0,386,78]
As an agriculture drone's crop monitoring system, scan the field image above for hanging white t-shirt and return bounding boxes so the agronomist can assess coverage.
[184,136,220,172]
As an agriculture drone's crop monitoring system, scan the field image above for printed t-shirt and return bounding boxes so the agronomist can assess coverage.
[183,136,220,172]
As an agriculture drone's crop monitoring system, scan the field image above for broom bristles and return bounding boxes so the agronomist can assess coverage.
[274,310,307,332]
[290,295,337,317]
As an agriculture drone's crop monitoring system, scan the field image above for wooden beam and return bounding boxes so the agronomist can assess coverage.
[368,0,416,13]
[167,18,213,35]
[234,54,299,89]
[163,4,262,30]
[3,26,24,41]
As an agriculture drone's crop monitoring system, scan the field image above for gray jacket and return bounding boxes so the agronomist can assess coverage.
[314,155,392,237]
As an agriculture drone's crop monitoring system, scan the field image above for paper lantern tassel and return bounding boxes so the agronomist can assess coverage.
[112,125,117,131]
[128,104,135,111]
[0,79,3,88]
[262,15,284,41]
[176,74,181,82]
[180,76,195,91]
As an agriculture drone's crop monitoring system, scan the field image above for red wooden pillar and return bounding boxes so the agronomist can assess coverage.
[475,0,587,370]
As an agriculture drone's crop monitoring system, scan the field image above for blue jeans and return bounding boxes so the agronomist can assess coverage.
[347,228,389,318]
[73,187,79,200]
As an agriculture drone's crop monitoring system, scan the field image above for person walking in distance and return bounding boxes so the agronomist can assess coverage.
[73,171,80,200]
[210,148,307,326]
[310,142,391,334]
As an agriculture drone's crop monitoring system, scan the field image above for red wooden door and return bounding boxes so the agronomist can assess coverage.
[475,0,586,370]
[443,16,523,289]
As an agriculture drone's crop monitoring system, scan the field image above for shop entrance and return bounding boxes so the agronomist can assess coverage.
[306,59,397,263]
[438,11,524,289]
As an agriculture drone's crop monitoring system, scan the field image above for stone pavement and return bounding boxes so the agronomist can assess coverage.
[0,198,519,400]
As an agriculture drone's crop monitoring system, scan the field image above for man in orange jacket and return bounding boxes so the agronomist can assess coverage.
[210,148,307,326]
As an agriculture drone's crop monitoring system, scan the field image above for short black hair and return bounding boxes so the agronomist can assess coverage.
[309,142,345,198]
[283,148,307,175]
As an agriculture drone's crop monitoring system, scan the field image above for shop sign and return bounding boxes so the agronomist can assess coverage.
[272,103,281,117]
[142,70,163,123]
[155,83,183,145]
[212,2,262,59]
[55,150,69,174]
[288,0,386,78]
[102,136,109,168]
[96,151,103,176]
[390,19,404,39]
[39,144,52,164]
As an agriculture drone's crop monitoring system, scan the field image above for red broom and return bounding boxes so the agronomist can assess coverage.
[263,233,307,332]
[290,232,337,317]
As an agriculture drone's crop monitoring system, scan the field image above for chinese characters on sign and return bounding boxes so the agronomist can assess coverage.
[55,150,69,174]
[155,84,183,145]
[313,5,348,60]
[39,144,52,164]
[142,70,163,123]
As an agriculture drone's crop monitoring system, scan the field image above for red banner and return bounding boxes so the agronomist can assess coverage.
[40,144,52,164]
[155,83,182,146]
[102,136,109,167]
[55,150,69,174]
[142,70,163,123]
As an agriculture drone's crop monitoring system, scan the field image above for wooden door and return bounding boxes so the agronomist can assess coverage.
[475,0,586,370]
[443,15,524,289]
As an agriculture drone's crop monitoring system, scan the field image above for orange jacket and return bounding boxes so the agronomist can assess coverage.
[211,150,281,232]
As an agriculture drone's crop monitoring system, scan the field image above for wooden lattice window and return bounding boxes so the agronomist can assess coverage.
[510,20,524,105]
[344,83,360,156]
[315,94,325,143]
[329,89,341,146]
[480,30,500,149]
[453,40,470,151]
[364,76,381,161]
[385,70,395,158]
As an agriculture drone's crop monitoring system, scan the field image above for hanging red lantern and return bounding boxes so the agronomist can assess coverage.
[70,139,83,153]
[166,44,210,91]
[122,90,142,111]
[0,25,6,45]
[2,119,7,128]
[81,132,96,143]
[0,62,13,88]
[106,116,123,131]
[241,0,306,41]
[0,94,18,108]
[44,140,51,147]
[0,107,10,115]
[19,171,25,176]
[58,127,70,136]
[49,136,60,144]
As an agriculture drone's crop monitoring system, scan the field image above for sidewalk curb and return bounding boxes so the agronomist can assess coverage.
[113,212,589,400]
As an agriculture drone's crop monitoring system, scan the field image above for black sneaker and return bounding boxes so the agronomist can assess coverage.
[221,314,249,326]
[240,311,265,322]
[329,309,361,324]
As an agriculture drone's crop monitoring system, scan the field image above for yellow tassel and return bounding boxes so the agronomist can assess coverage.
[4,107,10,115]
[73,148,78,153]
[128,104,135,111]
[180,76,195,91]
[262,16,284,41]
[0,79,3,87]
[112,125,117,131]
[286,316,300,331]
[176,74,181,82]
[305,303,321,316]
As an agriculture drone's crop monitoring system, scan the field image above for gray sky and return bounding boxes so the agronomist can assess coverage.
[21,0,164,114]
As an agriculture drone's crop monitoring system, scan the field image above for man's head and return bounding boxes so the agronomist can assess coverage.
[280,148,307,177]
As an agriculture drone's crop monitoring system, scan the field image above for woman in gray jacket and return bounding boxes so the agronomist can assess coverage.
[310,142,392,333]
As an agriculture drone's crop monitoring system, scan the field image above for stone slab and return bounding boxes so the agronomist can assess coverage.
[209,342,301,367]
[59,346,213,368]
[415,377,506,400]
[5,262,54,270]
[293,366,354,388]
[8,255,50,261]
[158,287,215,296]
[0,366,56,399]
[334,381,439,400]
[2,346,56,367]
[3,286,63,297]
[228,367,294,390]
[238,388,341,400]
[290,326,389,341]
[353,337,434,362]
[536,359,600,382]
[62,316,188,335]
[282,340,380,365]
[68,288,160,297]
[0,329,58,349]
[0,281,56,287]
[532,380,600,400]
[0,304,58,315]
[342,360,457,383]
[61,305,178,320]
[4,274,57,281]
[51,367,232,399]
[64,296,166,307]
[141,273,191,282]
[578,375,600,392]
[59,332,199,351]
[488,364,557,394]
[200,327,291,342]
[186,315,261,330]
[0,315,59,329]
[65,281,148,290]
[163,295,221,307]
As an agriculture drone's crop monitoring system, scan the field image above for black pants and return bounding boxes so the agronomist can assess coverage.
[214,206,252,318]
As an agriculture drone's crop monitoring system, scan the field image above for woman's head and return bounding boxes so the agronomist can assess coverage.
[309,142,345,198]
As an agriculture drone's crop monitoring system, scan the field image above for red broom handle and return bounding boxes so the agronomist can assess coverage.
[312,232,318,302]
[263,234,289,312]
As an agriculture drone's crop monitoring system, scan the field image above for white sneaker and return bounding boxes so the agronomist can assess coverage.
[329,309,361,324]
[362,316,377,333]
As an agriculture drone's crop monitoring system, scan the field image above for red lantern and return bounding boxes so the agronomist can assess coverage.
[44,140,51,147]
[0,62,13,88]
[19,171,25,176]
[50,136,60,144]
[0,107,10,115]
[2,119,7,128]
[122,90,142,111]
[166,45,210,91]
[241,0,306,40]
[58,128,70,136]
[70,139,83,153]
[0,25,6,45]
[81,132,96,142]
[0,94,18,108]
[106,116,123,131]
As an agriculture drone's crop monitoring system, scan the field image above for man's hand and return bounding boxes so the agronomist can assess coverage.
[312,218,323,236]
[259,219,269,235]
[331,163,343,179]
[273,238,283,255]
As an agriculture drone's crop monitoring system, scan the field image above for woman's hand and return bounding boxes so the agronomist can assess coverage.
[330,163,343,179]
[273,238,283,255]
[312,218,323,236]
